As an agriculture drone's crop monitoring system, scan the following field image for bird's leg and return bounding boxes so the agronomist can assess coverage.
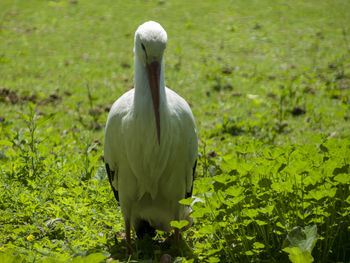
[125,219,132,254]
[174,227,180,246]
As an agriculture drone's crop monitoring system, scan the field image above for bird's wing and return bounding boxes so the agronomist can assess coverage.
[104,90,134,202]
[166,88,198,199]
[182,113,197,199]
[185,121,198,198]
[105,163,119,202]
[186,159,197,198]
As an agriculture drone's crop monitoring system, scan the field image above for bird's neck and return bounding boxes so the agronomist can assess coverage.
[134,56,166,106]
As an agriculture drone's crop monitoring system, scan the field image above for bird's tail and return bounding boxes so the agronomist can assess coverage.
[135,220,156,239]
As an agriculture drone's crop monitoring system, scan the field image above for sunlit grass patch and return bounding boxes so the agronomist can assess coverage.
[1,0,350,262]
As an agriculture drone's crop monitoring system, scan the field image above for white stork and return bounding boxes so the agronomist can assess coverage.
[104,21,198,253]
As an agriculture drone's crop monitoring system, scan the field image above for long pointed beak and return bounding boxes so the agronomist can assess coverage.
[146,61,161,144]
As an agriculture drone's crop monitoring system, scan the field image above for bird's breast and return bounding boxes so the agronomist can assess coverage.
[121,102,177,198]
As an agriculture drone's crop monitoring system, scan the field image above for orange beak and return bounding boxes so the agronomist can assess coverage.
[146,61,161,144]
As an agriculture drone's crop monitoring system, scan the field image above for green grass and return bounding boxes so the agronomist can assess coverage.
[0,0,350,262]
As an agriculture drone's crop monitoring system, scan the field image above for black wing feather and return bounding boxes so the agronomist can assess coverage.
[186,159,197,198]
[105,163,119,202]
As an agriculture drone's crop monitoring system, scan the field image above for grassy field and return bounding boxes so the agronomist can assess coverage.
[0,0,350,262]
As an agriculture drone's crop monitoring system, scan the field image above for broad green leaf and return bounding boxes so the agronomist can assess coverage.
[70,253,107,263]
[283,225,318,253]
[0,140,13,147]
[253,242,265,249]
[225,185,244,197]
[170,220,189,229]
[242,208,258,218]
[179,197,195,206]
[334,173,350,184]
[191,205,211,218]
[213,174,234,184]
[226,194,245,205]
[255,220,267,226]
[282,247,314,263]
[221,155,238,172]
[241,161,255,172]
[271,181,293,193]
[276,222,285,229]
[37,257,63,263]
[0,251,24,263]
[198,224,215,234]
[306,187,337,201]
[207,256,220,263]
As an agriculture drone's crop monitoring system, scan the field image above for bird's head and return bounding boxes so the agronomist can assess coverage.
[134,21,167,144]
[134,21,167,66]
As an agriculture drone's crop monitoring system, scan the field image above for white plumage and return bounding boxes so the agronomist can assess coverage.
[104,21,197,251]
